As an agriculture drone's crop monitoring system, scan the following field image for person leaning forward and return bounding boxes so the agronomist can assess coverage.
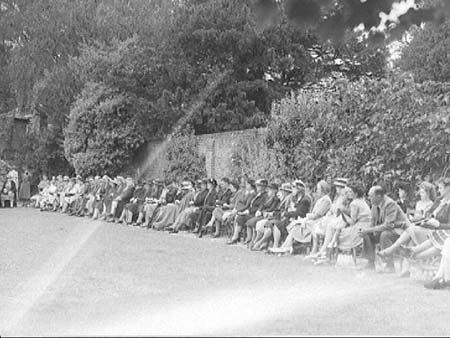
[359,185,409,272]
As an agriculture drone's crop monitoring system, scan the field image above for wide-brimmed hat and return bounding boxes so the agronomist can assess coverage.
[247,178,256,190]
[256,179,268,187]
[63,175,70,181]
[195,179,203,186]
[181,181,193,190]
[333,178,348,188]
[294,179,306,189]
[268,182,279,191]
[280,183,293,193]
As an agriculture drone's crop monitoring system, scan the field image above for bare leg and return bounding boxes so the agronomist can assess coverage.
[310,234,319,255]
[318,224,334,256]
[411,239,433,254]
[254,228,272,249]
[272,226,281,248]
[415,247,440,260]
[381,230,413,256]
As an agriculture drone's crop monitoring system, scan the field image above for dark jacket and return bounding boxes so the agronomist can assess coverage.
[216,188,233,207]
[247,191,268,216]
[236,191,256,212]
[259,194,280,213]
[285,193,312,219]
[202,188,218,212]
[193,189,208,207]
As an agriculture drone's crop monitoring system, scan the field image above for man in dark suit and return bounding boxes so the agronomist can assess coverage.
[360,185,409,272]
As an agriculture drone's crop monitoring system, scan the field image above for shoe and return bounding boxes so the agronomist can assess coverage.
[303,253,319,261]
[226,239,238,245]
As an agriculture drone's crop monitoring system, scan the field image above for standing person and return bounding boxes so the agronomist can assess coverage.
[18,171,31,207]
[359,185,409,272]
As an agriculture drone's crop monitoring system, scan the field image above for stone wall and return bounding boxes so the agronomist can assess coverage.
[143,128,266,179]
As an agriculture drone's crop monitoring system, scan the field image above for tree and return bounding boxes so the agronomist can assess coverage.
[399,16,450,82]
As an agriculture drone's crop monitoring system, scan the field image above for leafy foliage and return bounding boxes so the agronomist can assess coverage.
[163,126,206,182]
[399,15,450,82]
[233,74,450,186]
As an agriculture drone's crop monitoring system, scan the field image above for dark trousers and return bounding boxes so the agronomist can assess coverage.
[363,230,400,266]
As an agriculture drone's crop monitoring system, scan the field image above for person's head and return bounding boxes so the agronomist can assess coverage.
[42,174,48,181]
[230,180,240,193]
[418,182,436,202]
[201,179,208,190]
[333,178,348,197]
[368,185,385,206]
[397,183,409,200]
[246,178,256,192]
[255,179,268,193]
[267,182,278,196]
[348,182,365,200]
[293,179,306,196]
[240,175,248,187]
[220,177,230,189]
[437,177,450,199]
[207,178,217,191]
[279,183,292,199]
[316,180,331,197]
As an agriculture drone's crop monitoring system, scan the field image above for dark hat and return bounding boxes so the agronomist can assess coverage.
[208,178,218,186]
[268,182,279,190]
[230,180,240,190]
[247,178,256,189]
[256,179,268,187]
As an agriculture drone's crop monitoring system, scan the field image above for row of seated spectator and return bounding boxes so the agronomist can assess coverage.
[30,174,450,290]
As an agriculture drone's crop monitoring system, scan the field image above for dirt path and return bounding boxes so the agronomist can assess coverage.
[1,208,449,335]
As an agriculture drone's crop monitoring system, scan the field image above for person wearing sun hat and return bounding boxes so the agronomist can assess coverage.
[252,182,294,251]
[227,178,268,245]
[245,182,280,249]
[268,179,313,251]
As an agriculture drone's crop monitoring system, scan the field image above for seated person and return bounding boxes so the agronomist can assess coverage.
[117,180,147,225]
[402,178,450,261]
[226,179,266,245]
[31,175,50,208]
[359,185,410,272]
[168,180,207,233]
[246,182,280,248]
[153,181,184,230]
[196,178,219,237]
[377,181,436,258]
[270,180,328,254]
[220,178,250,237]
[305,178,350,260]
[315,183,371,264]
[252,182,293,251]
[204,178,235,237]
[1,179,16,208]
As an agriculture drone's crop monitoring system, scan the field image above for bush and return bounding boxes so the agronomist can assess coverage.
[64,82,151,176]
[163,126,206,182]
[231,74,450,187]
